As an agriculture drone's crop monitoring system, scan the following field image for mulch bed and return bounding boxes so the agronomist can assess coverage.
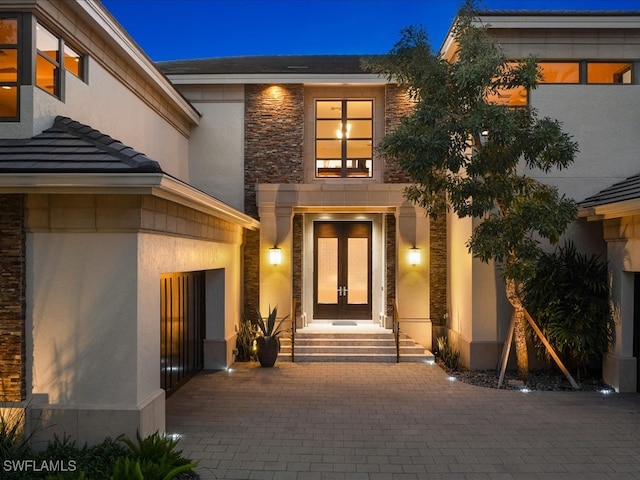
[436,358,612,392]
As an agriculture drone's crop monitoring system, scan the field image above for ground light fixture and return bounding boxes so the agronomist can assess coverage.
[269,246,282,265]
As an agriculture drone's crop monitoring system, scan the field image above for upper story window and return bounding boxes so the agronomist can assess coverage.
[315,100,373,178]
[539,62,580,84]
[0,16,19,119]
[36,22,85,98]
[587,62,632,84]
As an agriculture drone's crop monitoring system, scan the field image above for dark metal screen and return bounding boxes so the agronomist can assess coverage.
[160,271,205,396]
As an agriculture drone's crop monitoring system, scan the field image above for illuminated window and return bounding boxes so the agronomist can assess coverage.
[587,62,632,84]
[36,22,85,98]
[485,86,528,107]
[0,16,19,119]
[316,100,373,178]
[539,62,580,84]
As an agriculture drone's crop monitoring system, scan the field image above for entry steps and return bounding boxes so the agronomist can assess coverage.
[279,329,433,363]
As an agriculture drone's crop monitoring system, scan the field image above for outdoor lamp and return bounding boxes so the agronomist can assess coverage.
[269,247,282,265]
[408,247,421,266]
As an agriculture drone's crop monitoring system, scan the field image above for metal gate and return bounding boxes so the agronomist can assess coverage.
[160,271,205,396]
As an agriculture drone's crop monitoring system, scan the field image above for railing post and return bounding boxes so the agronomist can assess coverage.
[393,300,400,363]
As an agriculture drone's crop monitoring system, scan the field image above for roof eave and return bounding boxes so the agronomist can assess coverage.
[0,172,259,230]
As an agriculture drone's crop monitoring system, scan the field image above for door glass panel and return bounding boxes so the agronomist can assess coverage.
[317,238,338,304]
[347,237,368,304]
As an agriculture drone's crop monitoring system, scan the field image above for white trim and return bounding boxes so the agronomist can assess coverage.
[0,173,259,230]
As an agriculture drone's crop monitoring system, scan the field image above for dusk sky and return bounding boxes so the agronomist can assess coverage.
[100,0,640,61]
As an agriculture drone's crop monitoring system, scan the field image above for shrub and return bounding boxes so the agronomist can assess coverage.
[436,336,460,371]
[119,431,197,480]
[524,241,614,377]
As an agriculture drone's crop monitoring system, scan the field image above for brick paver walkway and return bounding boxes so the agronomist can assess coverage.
[166,362,640,480]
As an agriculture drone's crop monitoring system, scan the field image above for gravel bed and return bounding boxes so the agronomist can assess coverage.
[436,359,613,392]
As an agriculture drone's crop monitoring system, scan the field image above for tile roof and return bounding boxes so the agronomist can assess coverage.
[0,116,162,173]
[157,54,375,75]
[580,173,640,209]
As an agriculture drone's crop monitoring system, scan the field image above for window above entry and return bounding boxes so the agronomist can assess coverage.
[315,99,373,178]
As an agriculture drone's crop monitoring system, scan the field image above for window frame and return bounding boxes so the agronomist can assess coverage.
[586,61,633,85]
[314,99,374,179]
[35,20,87,100]
[0,14,21,121]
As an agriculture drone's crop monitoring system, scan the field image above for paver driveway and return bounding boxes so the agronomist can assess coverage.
[166,362,640,480]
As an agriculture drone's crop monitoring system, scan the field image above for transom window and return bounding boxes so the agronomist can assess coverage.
[0,16,19,119]
[315,100,373,178]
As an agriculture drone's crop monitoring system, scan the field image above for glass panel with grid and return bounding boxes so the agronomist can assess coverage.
[316,99,373,178]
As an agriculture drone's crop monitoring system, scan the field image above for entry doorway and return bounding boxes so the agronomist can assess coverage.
[313,221,372,320]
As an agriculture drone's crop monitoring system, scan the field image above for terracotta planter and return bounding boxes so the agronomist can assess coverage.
[256,336,280,367]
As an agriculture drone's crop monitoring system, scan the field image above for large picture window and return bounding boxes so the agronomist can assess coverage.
[316,100,373,178]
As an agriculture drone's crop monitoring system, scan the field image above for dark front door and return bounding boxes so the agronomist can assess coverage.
[313,221,372,320]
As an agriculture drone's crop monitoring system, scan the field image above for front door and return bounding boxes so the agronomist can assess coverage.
[313,221,372,319]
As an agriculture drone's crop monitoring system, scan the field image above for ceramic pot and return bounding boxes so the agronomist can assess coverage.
[256,336,279,367]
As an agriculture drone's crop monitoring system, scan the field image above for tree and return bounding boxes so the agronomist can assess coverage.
[365,1,578,381]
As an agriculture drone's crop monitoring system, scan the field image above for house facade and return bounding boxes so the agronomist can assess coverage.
[160,57,446,352]
[441,11,640,391]
[1,0,640,449]
[0,0,258,446]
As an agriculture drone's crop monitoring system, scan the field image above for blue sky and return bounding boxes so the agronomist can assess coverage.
[100,0,640,61]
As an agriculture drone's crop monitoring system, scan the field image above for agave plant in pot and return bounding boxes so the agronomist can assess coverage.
[255,306,289,367]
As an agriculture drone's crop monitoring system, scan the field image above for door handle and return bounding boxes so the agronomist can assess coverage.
[338,286,348,297]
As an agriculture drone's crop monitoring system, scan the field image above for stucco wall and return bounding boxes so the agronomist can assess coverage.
[25,192,247,444]
[26,59,190,180]
[181,85,245,211]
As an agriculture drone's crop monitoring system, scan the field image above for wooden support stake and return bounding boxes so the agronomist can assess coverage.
[524,308,580,390]
[497,312,516,389]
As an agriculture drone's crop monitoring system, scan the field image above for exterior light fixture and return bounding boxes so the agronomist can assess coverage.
[269,247,282,265]
[408,247,421,266]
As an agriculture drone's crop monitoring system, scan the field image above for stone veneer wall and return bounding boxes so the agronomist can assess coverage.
[430,215,447,333]
[292,214,303,324]
[244,84,305,316]
[0,194,26,401]
[385,214,397,320]
[384,84,414,184]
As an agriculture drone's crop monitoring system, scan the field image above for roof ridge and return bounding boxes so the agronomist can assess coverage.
[47,116,162,172]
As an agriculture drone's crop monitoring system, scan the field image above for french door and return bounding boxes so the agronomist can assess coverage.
[313,221,372,319]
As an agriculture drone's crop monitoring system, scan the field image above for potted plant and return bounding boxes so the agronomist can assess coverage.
[255,306,289,367]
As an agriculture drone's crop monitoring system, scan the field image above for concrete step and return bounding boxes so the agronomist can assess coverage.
[277,329,433,363]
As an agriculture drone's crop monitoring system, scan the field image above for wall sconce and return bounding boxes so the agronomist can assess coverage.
[408,247,421,266]
[269,247,282,266]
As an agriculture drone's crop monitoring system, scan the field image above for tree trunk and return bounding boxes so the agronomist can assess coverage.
[505,277,529,382]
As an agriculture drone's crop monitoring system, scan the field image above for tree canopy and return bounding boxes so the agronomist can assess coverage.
[365,1,579,380]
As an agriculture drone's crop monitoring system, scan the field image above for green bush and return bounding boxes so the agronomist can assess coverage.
[119,431,197,480]
[524,241,614,377]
